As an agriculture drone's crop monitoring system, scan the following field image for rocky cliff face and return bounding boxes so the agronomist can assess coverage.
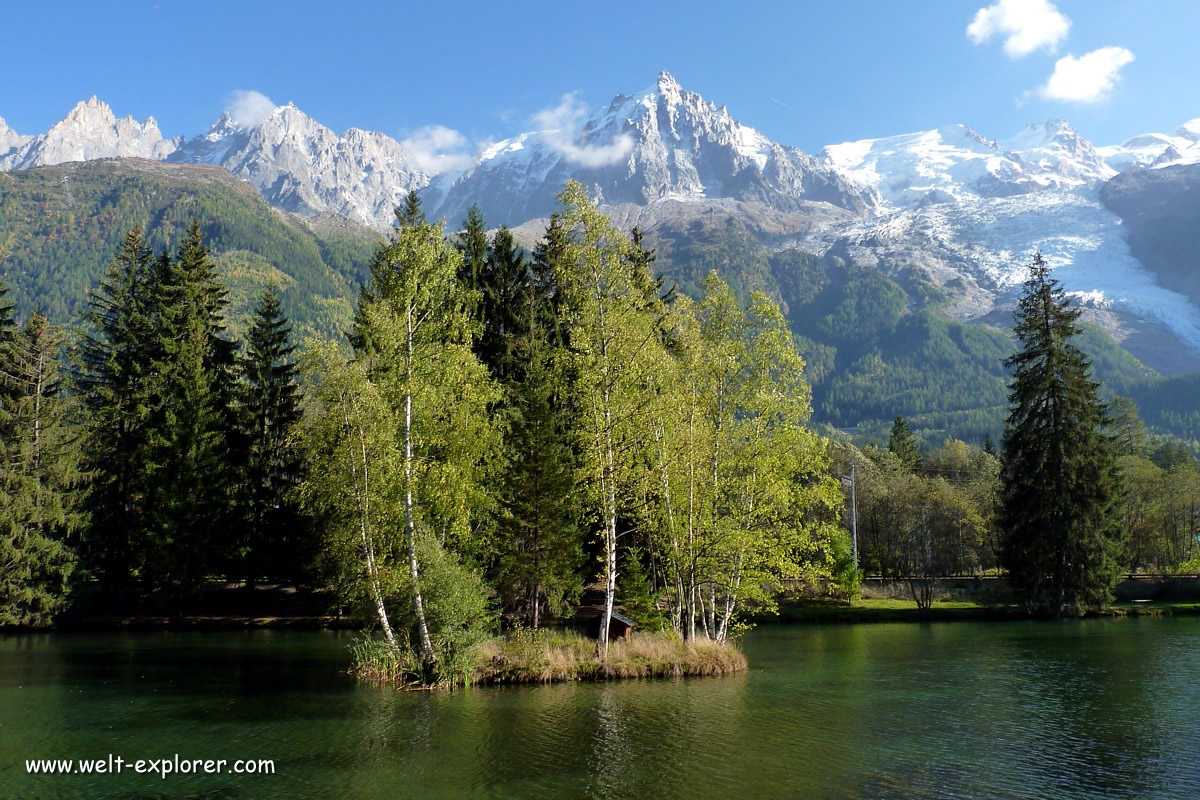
[0,97,179,170]
[428,72,880,227]
[169,105,430,229]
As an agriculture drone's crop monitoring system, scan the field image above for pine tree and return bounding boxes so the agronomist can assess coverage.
[531,213,572,348]
[233,287,304,585]
[1000,252,1124,615]
[1110,396,1149,457]
[888,416,921,471]
[77,230,159,589]
[0,310,85,626]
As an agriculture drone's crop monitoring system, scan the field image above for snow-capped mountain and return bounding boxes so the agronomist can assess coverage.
[4,79,1200,368]
[169,104,430,229]
[427,72,880,227]
[1097,119,1200,171]
[819,119,1113,210]
[811,116,1200,366]
[0,97,179,170]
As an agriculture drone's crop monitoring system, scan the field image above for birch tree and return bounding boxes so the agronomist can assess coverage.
[555,182,668,657]
[324,216,500,680]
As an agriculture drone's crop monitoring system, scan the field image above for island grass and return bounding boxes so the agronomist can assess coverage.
[473,629,747,684]
[350,629,747,688]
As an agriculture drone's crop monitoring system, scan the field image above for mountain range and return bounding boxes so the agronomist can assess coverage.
[3,72,1200,440]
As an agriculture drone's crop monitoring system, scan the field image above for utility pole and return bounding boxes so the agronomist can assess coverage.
[838,464,859,569]
[849,462,858,568]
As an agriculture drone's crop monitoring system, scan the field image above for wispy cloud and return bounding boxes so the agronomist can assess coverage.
[399,125,475,175]
[225,89,276,128]
[1038,46,1135,103]
[530,93,633,168]
[967,0,1070,58]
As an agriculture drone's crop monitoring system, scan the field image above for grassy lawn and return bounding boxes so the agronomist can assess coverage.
[770,597,1200,624]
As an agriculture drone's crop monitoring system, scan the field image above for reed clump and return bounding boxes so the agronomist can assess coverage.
[473,628,747,684]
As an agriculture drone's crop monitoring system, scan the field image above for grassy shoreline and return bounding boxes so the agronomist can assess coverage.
[472,630,747,684]
[769,597,1200,624]
[351,630,748,688]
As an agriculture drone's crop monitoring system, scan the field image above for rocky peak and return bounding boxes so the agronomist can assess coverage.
[0,116,31,154]
[429,72,879,226]
[0,97,178,170]
[169,100,429,228]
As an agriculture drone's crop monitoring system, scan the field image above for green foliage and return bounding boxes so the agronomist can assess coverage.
[139,221,234,597]
[0,161,376,340]
[76,229,158,588]
[1000,253,1125,615]
[0,307,84,626]
[887,416,921,470]
[400,538,496,686]
[616,547,668,631]
[230,287,307,584]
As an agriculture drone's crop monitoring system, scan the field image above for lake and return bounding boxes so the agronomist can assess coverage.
[3,618,1200,799]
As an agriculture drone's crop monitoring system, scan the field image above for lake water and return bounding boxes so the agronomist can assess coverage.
[3,618,1200,799]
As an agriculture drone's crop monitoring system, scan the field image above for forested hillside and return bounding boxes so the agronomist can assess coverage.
[643,217,1162,443]
[2,160,1195,444]
[0,158,380,339]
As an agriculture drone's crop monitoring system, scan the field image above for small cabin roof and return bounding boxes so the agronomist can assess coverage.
[610,611,637,628]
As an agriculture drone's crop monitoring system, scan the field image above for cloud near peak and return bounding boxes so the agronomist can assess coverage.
[400,125,476,176]
[967,0,1070,58]
[531,93,633,168]
[225,89,277,128]
[1038,46,1135,103]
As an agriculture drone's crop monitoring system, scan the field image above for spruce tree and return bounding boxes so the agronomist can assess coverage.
[396,189,425,228]
[77,230,159,589]
[233,287,304,585]
[493,268,583,627]
[142,221,233,596]
[0,311,85,626]
[1000,252,1124,615]
[479,225,531,380]
[888,416,921,471]
[456,204,488,299]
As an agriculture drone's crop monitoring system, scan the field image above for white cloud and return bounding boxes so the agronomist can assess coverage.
[400,124,475,175]
[1038,47,1135,103]
[225,89,277,128]
[967,0,1070,58]
[530,93,633,168]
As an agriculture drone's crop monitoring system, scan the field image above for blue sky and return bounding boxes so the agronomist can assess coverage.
[3,0,1198,159]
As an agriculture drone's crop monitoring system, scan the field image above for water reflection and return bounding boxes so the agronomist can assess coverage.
[3,620,1200,799]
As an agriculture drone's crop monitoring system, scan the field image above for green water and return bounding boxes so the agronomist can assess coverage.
[3,618,1200,799]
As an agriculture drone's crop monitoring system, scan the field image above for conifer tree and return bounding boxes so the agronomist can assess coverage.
[142,221,234,596]
[531,213,572,347]
[233,287,304,584]
[493,269,583,627]
[456,204,488,299]
[1000,252,1124,615]
[396,190,425,228]
[479,225,531,380]
[888,416,921,471]
[77,230,159,589]
[0,311,85,626]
